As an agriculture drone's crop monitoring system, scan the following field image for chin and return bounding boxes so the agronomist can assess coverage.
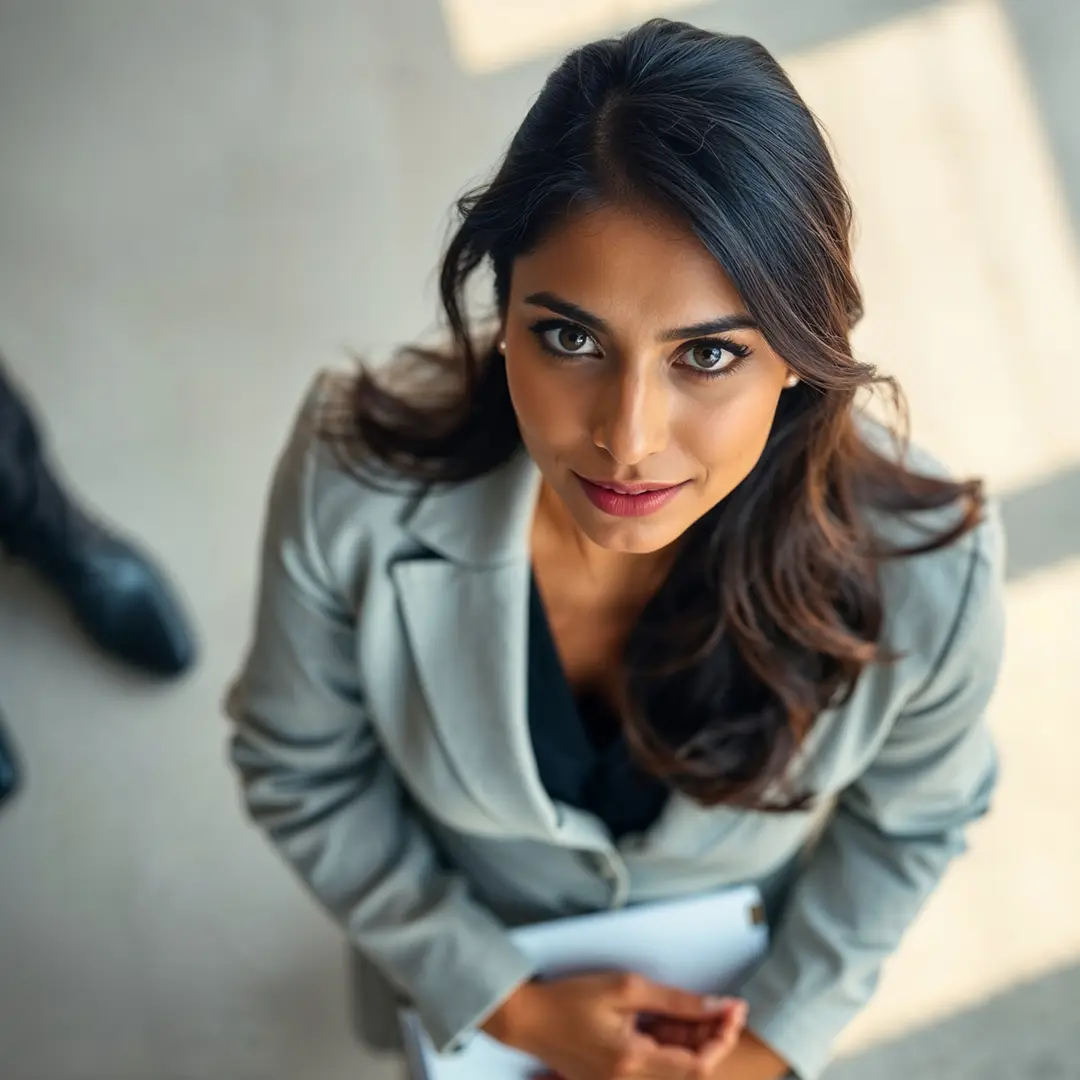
[574,511,683,555]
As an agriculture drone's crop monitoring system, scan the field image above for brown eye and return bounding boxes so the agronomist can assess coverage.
[542,324,599,356]
[677,338,752,379]
[683,343,736,373]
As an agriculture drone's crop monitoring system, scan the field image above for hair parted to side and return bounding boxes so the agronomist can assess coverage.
[323,18,983,810]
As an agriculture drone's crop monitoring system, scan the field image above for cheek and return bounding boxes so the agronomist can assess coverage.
[505,355,586,449]
[681,384,782,483]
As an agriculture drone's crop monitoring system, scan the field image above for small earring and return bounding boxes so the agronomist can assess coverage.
[785,373,799,388]
[498,339,507,353]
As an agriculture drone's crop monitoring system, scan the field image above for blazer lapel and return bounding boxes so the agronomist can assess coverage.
[391,452,561,840]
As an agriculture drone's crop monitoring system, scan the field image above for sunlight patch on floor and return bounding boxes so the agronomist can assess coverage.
[786,0,1080,497]
[438,0,711,74]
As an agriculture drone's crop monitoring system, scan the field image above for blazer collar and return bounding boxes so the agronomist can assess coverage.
[403,449,541,567]
[392,448,618,851]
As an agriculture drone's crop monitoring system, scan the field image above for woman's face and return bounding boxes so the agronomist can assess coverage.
[503,203,794,555]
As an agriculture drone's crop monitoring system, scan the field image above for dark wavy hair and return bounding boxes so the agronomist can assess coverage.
[325,19,983,810]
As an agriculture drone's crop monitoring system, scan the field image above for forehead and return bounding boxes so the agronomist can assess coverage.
[510,203,747,320]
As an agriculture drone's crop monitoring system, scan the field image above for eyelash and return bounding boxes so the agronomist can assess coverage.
[525,319,752,380]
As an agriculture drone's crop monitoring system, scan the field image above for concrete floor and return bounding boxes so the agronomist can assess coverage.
[0,1,1077,1078]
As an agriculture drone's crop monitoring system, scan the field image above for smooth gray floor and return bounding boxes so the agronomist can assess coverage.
[1,2,1078,1078]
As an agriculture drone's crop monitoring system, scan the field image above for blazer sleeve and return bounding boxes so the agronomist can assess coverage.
[736,513,1006,1080]
[225,390,535,1054]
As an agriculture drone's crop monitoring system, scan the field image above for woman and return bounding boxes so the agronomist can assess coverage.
[227,19,1004,1080]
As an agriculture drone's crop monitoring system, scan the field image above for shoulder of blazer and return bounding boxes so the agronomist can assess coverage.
[284,369,539,587]
[274,370,429,607]
[858,420,1005,676]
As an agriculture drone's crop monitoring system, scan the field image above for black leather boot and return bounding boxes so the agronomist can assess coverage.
[20,509,198,678]
[0,363,197,678]
[0,708,20,809]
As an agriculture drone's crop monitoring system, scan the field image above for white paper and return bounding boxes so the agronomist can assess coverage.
[400,884,769,1080]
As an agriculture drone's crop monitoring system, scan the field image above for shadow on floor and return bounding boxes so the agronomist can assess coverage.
[1000,462,1080,582]
[825,961,1080,1079]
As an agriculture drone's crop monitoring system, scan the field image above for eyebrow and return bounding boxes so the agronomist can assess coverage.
[523,290,759,341]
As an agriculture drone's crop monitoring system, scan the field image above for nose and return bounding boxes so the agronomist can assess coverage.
[591,366,670,465]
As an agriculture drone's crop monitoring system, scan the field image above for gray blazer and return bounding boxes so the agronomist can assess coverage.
[226,373,1005,1080]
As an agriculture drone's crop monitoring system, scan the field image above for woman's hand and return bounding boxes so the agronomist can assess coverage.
[481,972,747,1080]
[638,1003,748,1054]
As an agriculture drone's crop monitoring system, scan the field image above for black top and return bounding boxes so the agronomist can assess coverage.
[527,574,669,840]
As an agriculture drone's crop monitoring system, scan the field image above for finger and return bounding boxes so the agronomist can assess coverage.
[701,996,744,1019]
[614,974,734,1021]
[712,998,748,1035]
[698,1004,750,1070]
[702,1019,740,1057]
[723,999,749,1038]
[709,998,746,1033]
[692,998,746,1033]
[699,1033,740,1073]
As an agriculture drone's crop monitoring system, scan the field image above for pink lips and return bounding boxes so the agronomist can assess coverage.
[574,474,689,517]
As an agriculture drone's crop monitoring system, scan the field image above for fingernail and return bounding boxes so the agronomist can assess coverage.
[703,995,730,1010]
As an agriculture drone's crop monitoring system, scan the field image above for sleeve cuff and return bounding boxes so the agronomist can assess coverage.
[412,928,538,1055]
[741,980,839,1080]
